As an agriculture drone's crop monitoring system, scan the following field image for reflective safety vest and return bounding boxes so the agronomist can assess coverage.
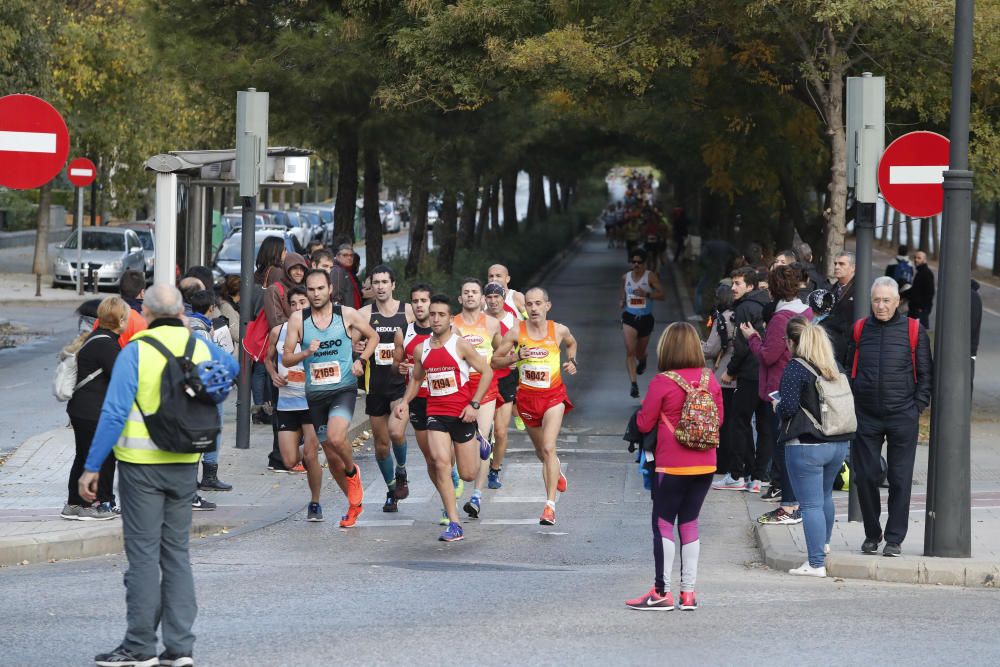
[113,325,211,465]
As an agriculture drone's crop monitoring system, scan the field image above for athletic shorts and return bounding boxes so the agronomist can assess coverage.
[426,414,477,443]
[365,385,405,417]
[307,386,358,431]
[622,311,655,338]
[516,385,573,429]
[468,374,499,404]
[496,373,518,407]
[408,396,428,431]
[275,409,311,432]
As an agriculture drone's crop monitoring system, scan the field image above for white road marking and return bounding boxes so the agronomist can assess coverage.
[491,496,550,503]
[480,518,539,525]
[0,130,57,153]
[350,519,414,527]
[889,165,948,185]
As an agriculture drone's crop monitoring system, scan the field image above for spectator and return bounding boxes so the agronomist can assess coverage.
[797,243,830,293]
[178,276,204,315]
[250,237,288,425]
[741,264,814,524]
[254,236,287,289]
[263,252,308,329]
[183,265,215,292]
[907,250,935,328]
[189,290,234,355]
[772,249,798,268]
[189,290,234,494]
[218,274,241,348]
[822,251,857,366]
[62,296,129,521]
[310,248,335,272]
[92,270,148,348]
[885,244,913,290]
[972,279,982,387]
[332,243,362,308]
[626,322,723,611]
[702,284,736,475]
[846,276,932,557]
[776,317,855,577]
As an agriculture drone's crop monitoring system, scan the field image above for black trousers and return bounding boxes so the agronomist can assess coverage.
[68,415,116,505]
[716,387,737,475]
[852,408,919,544]
[728,380,773,482]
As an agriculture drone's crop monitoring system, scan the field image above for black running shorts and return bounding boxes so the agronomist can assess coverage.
[426,414,477,444]
[622,311,655,338]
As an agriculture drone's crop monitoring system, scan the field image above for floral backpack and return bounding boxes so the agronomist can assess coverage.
[661,369,720,450]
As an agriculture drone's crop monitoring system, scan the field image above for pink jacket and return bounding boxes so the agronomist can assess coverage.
[636,368,723,474]
[748,299,813,401]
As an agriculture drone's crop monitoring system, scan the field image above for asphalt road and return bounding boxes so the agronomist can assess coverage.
[2,229,998,666]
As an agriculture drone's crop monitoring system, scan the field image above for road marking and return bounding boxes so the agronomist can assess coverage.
[983,306,1000,318]
[480,518,539,525]
[889,165,948,185]
[491,496,549,503]
[0,130,57,153]
[350,519,414,527]
[69,168,93,177]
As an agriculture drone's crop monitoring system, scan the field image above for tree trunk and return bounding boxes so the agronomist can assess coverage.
[459,175,478,249]
[405,189,429,278]
[436,190,459,274]
[535,173,548,222]
[778,173,805,252]
[475,182,490,247]
[490,178,501,235]
[919,216,931,253]
[549,177,562,215]
[993,202,1000,277]
[334,122,359,242]
[892,209,901,248]
[525,172,540,229]
[502,170,518,237]
[930,214,940,260]
[363,147,382,270]
[561,178,572,211]
[904,216,914,252]
[821,67,848,277]
[32,182,53,297]
[328,160,335,200]
[880,204,890,243]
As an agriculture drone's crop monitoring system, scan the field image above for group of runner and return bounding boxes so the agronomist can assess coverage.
[601,172,669,272]
[269,263,578,542]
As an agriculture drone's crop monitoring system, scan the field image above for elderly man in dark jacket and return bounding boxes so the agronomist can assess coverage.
[822,251,856,366]
[846,276,932,558]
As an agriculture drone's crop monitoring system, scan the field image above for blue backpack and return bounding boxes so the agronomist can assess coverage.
[894,259,914,285]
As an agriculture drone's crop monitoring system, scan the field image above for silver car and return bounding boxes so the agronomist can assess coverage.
[52,228,146,289]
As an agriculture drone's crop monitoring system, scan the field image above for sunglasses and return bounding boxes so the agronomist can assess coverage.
[631,259,643,264]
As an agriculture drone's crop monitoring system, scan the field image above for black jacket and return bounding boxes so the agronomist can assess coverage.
[726,289,769,380]
[908,264,935,311]
[66,328,121,421]
[846,311,932,416]
[800,261,830,293]
[822,278,856,367]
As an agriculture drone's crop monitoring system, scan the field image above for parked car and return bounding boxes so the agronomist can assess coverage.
[52,227,146,289]
[298,210,324,243]
[381,201,402,234]
[212,228,297,282]
[218,212,267,243]
[116,222,155,280]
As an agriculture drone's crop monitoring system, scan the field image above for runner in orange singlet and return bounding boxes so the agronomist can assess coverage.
[493,287,578,526]
[484,282,518,489]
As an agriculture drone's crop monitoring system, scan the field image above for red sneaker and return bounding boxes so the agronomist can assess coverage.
[539,505,556,526]
[290,462,306,474]
[557,473,567,493]
[679,591,698,611]
[339,503,363,528]
[346,466,364,506]
[625,588,674,611]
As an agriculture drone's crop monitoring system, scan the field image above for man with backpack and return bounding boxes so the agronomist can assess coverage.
[885,244,914,290]
[846,277,932,558]
[79,284,239,667]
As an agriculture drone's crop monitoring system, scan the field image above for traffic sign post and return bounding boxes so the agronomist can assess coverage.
[877,131,950,218]
[0,94,70,190]
[67,157,97,295]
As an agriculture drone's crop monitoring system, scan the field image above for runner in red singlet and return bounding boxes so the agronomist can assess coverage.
[483,282,518,489]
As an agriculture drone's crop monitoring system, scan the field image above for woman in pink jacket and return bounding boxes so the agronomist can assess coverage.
[626,322,724,612]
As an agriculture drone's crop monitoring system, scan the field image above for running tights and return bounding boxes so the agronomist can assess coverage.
[651,472,713,594]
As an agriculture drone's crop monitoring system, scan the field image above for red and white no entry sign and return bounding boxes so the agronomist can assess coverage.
[67,157,97,188]
[0,94,70,190]
[877,131,950,218]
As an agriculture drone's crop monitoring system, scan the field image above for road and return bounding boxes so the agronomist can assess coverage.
[2,229,998,666]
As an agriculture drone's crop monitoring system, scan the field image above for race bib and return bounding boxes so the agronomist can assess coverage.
[427,370,458,396]
[285,368,306,388]
[646,234,658,243]
[375,343,395,366]
[628,295,647,309]
[520,363,552,389]
[310,361,341,386]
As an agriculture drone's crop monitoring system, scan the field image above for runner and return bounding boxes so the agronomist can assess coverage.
[621,248,664,398]
[487,264,527,320]
[493,287,578,525]
[284,269,378,528]
[356,264,414,513]
[641,211,662,272]
[453,278,503,519]
[484,282,518,489]
[394,294,494,542]
[265,286,343,522]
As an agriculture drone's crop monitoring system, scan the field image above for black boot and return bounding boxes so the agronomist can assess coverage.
[198,462,233,491]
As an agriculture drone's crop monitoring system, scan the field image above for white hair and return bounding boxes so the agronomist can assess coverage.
[144,284,184,319]
[871,276,899,297]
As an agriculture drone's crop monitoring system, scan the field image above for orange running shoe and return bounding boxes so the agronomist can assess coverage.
[557,473,567,493]
[539,504,556,526]
[339,503,363,528]
[290,462,306,474]
[346,465,364,506]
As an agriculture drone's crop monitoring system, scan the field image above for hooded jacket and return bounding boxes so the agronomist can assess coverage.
[747,298,813,401]
[726,289,770,381]
[264,252,307,329]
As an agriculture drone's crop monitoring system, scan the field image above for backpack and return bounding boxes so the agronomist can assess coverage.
[660,369,720,450]
[794,359,857,437]
[893,259,914,285]
[242,282,284,362]
[135,335,221,454]
[851,317,919,381]
[52,332,113,401]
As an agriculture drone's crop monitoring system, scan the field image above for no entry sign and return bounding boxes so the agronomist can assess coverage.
[67,157,97,188]
[0,94,70,190]
[877,131,950,218]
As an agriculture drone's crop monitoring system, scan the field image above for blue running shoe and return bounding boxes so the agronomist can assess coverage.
[488,468,502,489]
[464,495,481,519]
[477,431,492,460]
[439,521,464,542]
[307,502,324,522]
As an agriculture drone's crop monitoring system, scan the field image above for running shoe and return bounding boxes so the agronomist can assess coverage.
[712,474,745,491]
[557,473,568,493]
[94,645,158,667]
[439,521,464,542]
[464,495,481,519]
[679,591,698,611]
[760,486,782,502]
[789,562,826,577]
[157,652,194,667]
[339,503,363,528]
[477,431,492,460]
[393,469,410,500]
[289,462,306,474]
[744,479,762,493]
[883,542,902,557]
[60,504,82,520]
[539,505,556,526]
[636,358,647,375]
[345,466,364,506]
[383,491,398,513]
[439,509,451,526]
[630,382,639,398]
[191,495,216,511]
[487,468,503,489]
[307,502,324,522]
[514,414,526,431]
[757,507,802,525]
[454,478,465,500]
[625,587,674,611]
[861,535,882,554]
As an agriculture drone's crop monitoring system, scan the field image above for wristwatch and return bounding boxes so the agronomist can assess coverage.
[470,400,481,410]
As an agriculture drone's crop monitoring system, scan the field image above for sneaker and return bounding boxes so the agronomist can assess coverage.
[96,503,120,519]
[625,587,674,611]
[61,504,82,521]
[157,652,194,667]
[267,463,289,473]
[757,507,801,525]
[539,504,556,526]
[477,430,492,460]
[557,473,568,493]
[636,358,647,375]
[678,591,698,611]
[883,542,902,557]
[339,503,363,528]
[789,561,827,577]
[630,382,639,398]
[191,495,216,511]
[487,468,503,489]
[307,502,324,522]
[345,466,364,506]
[861,535,883,554]
[383,491,398,513]
[712,474,745,491]
[289,462,306,474]
[760,486,782,502]
[514,414,526,431]
[393,469,410,500]
[744,479,762,493]
[439,521,464,542]
[464,495,481,519]
[454,478,465,500]
[439,509,451,526]
[94,645,158,667]
[77,505,117,521]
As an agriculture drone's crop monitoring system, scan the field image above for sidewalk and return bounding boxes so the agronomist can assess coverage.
[0,398,371,568]
[0,272,97,307]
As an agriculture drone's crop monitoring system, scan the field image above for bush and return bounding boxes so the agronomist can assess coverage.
[0,190,38,231]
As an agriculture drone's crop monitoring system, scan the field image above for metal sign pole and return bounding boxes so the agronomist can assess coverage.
[76,186,84,295]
